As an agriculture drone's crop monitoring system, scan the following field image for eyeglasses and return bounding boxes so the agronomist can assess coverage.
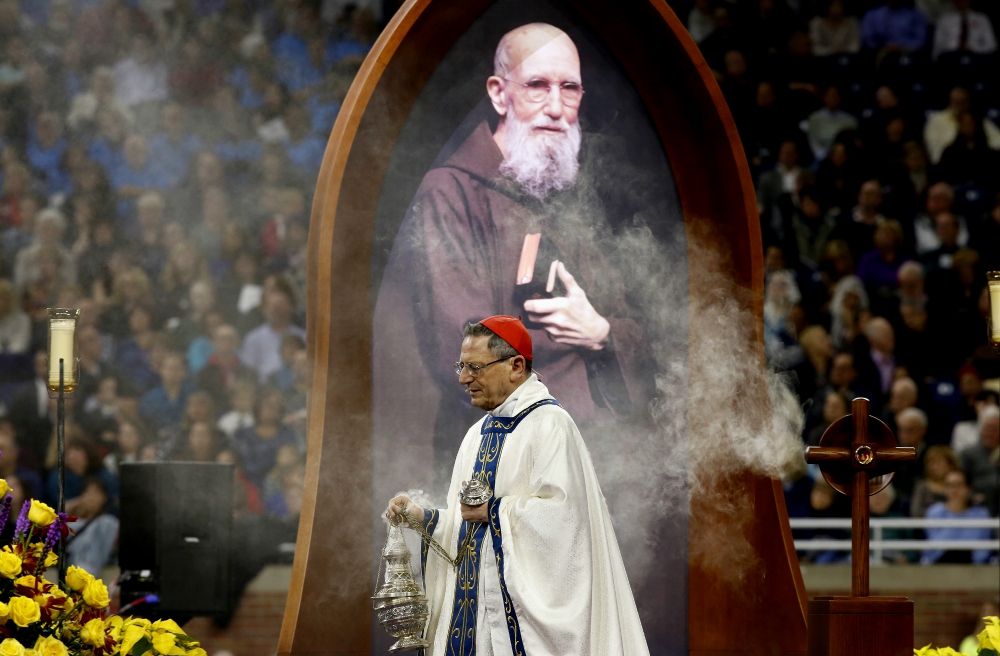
[454,357,512,377]
[504,78,585,107]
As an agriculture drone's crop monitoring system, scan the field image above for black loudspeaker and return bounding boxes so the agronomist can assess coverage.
[119,463,234,617]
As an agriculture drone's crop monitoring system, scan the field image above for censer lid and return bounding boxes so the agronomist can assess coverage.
[459,478,493,506]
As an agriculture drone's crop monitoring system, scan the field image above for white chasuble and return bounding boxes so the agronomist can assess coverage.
[418,374,649,656]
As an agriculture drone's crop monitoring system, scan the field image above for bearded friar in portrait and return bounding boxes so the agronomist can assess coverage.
[373,22,665,491]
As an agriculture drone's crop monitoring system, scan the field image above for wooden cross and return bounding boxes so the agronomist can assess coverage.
[805,397,916,597]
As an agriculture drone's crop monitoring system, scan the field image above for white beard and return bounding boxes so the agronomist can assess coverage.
[498,107,581,200]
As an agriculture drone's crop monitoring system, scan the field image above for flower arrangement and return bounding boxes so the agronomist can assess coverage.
[0,480,205,656]
[914,616,1000,656]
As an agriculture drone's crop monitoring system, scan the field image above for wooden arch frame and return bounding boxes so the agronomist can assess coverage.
[280,0,809,653]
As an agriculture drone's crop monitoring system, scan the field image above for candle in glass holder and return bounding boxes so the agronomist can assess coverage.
[47,308,80,392]
[989,272,1000,347]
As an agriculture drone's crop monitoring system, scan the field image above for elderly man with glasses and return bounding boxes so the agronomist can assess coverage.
[387,315,649,656]
[374,22,655,489]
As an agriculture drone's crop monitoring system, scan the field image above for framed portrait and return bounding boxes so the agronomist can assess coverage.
[283,0,807,654]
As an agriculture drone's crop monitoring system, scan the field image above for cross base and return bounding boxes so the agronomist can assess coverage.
[808,596,914,656]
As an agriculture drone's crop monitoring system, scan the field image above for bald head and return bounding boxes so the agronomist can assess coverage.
[494,23,576,78]
[865,317,894,355]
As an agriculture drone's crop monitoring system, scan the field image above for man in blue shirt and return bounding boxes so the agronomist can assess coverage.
[921,470,994,564]
[861,0,928,53]
[139,352,195,438]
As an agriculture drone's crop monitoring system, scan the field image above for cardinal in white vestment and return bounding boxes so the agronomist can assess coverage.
[388,315,649,656]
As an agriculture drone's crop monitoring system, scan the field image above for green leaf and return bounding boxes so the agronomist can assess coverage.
[979,650,998,656]
[130,637,153,656]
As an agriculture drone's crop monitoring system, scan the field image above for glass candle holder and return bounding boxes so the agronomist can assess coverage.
[47,308,80,392]
[990,272,1000,348]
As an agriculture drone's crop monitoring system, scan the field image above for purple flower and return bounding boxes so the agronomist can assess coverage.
[34,516,62,573]
[0,496,11,529]
[13,501,29,541]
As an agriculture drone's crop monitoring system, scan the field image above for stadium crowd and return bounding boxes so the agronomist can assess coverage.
[683,0,1000,562]
[0,0,996,587]
[0,0,375,577]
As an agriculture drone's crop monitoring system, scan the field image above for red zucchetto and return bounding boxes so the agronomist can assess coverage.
[478,315,533,361]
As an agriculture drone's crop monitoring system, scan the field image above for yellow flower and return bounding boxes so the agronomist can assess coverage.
[0,480,10,499]
[80,618,106,647]
[0,638,24,656]
[935,649,961,656]
[152,619,185,635]
[26,501,56,527]
[42,552,56,568]
[120,624,149,656]
[0,601,8,621]
[13,575,40,593]
[31,637,66,656]
[913,648,936,656]
[8,597,40,627]
[64,566,93,592]
[186,649,207,656]
[123,617,151,631]
[152,632,177,654]
[105,615,124,642]
[980,616,1000,651]
[82,578,109,608]
[23,651,38,656]
[0,552,21,579]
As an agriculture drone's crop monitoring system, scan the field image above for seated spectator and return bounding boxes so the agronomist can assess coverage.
[234,388,299,488]
[172,420,225,462]
[103,420,146,476]
[921,470,993,563]
[938,111,1000,190]
[168,37,223,107]
[793,325,833,405]
[790,187,836,270]
[7,352,53,471]
[190,188,229,261]
[960,406,999,515]
[0,278,29,352]
[806,476,852,564]
[860,0,928,54]
[138,351,195,436]
[260,187,306,258]
[13,207,76,294]
[807,389,851,446]
[924,87,1000,165]
[912,182,969,256]
[113,306,166,392]
[148,104,203,190]
[46,438,118,506]
[931,0,997,61]
[79,375,121,440]
[856,316,897,403]
[160,240,211,322]
[113,34,168,111]
[216,449,263,517]
[64,477,119,576]
[910,445,960,518]
[111,134,171,222]
[807,86,858,162]
[832,180,885,263]
[283,104,324,179]
[869,484,913,563]
[892,406,929,498]
[952,390,999,454]
[22,244,74,324]
[857,219,907,315]
[920,211,961,270]
[882,142,931,220]
[763,270,803,369]
[810,0,860,57]
[217,378,256,440]
[266,333,305,390]
[67,66,132,135]
[241,284,306,384]
[830,276,870,349]
[281,349,308,441]
[26,111,69,197]
[0,419,43,504]
[758,140,802,210]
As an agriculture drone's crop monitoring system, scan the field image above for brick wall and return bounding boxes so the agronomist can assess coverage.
[183,592,287,656]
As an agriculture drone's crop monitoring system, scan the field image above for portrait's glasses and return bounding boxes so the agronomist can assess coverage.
[454,357,512,377]
[504,78,585,107]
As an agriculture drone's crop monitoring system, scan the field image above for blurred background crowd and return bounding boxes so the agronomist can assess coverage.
[0,0,995,618]
[0,0,377,582]
[679,0,1000,562]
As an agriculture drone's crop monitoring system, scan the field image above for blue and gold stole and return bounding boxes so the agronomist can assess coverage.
[445,398,559,656]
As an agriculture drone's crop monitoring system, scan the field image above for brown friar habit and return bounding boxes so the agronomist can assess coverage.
[372,120,652,489]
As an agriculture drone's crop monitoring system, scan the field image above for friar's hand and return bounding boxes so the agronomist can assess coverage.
[460,502,489,523]
[523,261,610,350]
[386,495,424,525]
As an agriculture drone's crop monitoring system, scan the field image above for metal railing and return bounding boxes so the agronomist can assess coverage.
[788,518,1000,561]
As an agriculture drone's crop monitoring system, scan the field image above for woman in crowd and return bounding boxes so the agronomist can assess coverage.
[922,470,993,564]
[910,445,961,519]
[234,387,298,488]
